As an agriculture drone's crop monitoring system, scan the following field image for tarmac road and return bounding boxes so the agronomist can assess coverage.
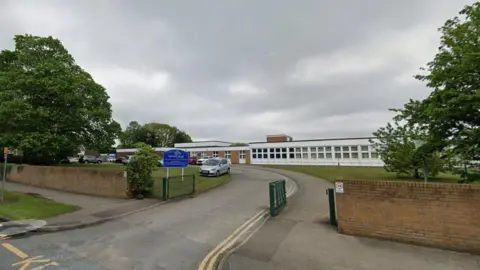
[0,166,286,270]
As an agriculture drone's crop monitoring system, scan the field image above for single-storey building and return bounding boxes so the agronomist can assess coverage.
[116,134,383,166]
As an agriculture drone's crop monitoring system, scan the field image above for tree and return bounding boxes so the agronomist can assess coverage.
[396,3,480,162]
[0,35,120,164]
[230,142,248,146]
[371,121,443,178]
[126,143,158,199]
[119,122,192,148]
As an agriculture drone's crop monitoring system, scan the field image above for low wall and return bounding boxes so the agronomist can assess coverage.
[8,165,128,198]
[335,180,480,254]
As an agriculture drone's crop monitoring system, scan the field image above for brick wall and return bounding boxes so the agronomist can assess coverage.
[9,165,128,198]
[335,180,480,254]
[266,136,289,142]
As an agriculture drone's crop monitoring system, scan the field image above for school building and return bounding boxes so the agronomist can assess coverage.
[116,134,383,167]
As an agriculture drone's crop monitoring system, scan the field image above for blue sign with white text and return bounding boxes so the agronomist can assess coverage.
[163,149,189,168]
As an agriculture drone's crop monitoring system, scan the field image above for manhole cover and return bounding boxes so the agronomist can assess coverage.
[0,220,47,236]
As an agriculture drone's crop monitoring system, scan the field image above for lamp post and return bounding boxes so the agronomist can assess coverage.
[413,140,428,183]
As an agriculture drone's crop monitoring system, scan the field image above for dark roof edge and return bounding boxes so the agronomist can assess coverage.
[248,136,376,144]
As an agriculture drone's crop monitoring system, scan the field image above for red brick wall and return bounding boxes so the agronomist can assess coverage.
[230,151,239,164]
[335,180,480,254]
[245,150,251,164]
[266,136,288,142]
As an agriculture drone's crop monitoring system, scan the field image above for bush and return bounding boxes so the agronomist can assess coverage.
[125,143,158,199]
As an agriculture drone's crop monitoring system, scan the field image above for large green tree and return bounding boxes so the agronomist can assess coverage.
[119,121,192,148]
[370,122,444,178]
[0,35,120,164]
[395,3,480,162]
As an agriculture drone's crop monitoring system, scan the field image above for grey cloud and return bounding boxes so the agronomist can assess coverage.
[1,0,475,142]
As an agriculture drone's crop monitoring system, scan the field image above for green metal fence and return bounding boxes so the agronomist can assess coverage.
[269,180,287,217]
[162,174,196,200]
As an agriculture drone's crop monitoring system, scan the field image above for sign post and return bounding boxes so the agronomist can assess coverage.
[1,147,8,202]
[163,149,189,181]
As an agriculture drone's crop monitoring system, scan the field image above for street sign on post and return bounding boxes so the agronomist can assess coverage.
[163,149,189,181]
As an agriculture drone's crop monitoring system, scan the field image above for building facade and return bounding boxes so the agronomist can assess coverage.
[115,135,383,166]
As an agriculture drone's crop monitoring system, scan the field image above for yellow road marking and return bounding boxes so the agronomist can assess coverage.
[0,234,9,240]
[12,255,51,270]
[206,211,267,270]
[2,243,29,259]
[198,210,266,270]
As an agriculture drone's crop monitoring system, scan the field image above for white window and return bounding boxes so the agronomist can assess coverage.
[311,153,317,159]
[240,150,246,159]
[352,152,359,158]
[213,151,218,158]
[318,153,325,159]
[361,145,369,151]
[225,151,231,159]
[343,153,350,159]
[310,147,317,152]
[371,152,379,159]
[342,146,349,152]
[362,153,369,159]
[351,146,358,151]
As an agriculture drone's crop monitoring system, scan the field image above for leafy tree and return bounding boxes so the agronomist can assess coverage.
[395,3,480,162]
[126,143,158,199]
[119,122,192,148]
[0,35,120,164]
[371,122,443,178]
[230,142,248,146]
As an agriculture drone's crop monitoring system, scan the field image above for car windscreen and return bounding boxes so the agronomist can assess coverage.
[204,159,220,166]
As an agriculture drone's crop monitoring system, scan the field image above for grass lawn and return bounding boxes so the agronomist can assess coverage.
[152,166,231,198]
[0,191,79,220]
[262,165,461,183]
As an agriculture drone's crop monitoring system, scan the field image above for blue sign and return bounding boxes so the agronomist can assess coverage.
[163,149,189,168]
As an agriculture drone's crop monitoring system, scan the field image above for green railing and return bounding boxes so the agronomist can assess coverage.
[162,174,196,200]
[269,180,287,217]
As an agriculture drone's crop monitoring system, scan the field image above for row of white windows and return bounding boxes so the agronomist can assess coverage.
[252,145,372,154]
[252,152,378,159]
[251,145,379,159]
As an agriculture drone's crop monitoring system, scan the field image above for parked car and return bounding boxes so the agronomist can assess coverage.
[199,158,230,177]
[60,157,79,164]
[84,155,102,164]
[115,157,125,164]
[189,157,198,165]
[122,155,134,165]
[196,156,211,165]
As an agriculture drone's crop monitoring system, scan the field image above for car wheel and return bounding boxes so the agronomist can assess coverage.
[216,171,220,177]
[227,168,230,174]
[97,160,102,164]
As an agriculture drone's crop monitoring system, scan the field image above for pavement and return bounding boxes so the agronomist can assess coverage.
[0,166,289,270]
[223,167,480,270]
[3,181,161,228]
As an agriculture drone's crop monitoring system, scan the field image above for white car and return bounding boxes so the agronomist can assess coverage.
[196,156,211,165]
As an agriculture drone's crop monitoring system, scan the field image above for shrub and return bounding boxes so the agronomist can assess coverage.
[126,143,158,199]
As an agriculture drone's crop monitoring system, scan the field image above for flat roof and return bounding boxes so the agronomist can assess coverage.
[266,134,292,137]
[249,136,376,144]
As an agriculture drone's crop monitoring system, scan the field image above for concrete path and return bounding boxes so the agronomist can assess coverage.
[4,181,159,226]
[224,166,480,270]
[0,167,287,270]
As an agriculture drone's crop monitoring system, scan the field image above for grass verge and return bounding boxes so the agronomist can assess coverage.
[0,191,79,220]
[262,165,461,183]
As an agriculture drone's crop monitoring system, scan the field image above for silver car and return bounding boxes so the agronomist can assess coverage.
[200,158,230,177]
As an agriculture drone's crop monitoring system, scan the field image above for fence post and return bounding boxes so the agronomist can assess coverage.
[192,174,196,194]
[326,188,337,226]
[162,177,168,201]
[281,180,286,205]
[269,182,276,216]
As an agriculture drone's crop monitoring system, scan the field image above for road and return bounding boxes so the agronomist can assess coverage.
[0,166,285,270]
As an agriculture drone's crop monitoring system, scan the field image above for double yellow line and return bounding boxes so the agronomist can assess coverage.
[198,210,268,270]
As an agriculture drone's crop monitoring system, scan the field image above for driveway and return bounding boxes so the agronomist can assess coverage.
[0,166,284,270]
[223,166,480,270]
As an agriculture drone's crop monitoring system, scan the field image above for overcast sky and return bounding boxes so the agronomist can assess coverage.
[0,0,474,142]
